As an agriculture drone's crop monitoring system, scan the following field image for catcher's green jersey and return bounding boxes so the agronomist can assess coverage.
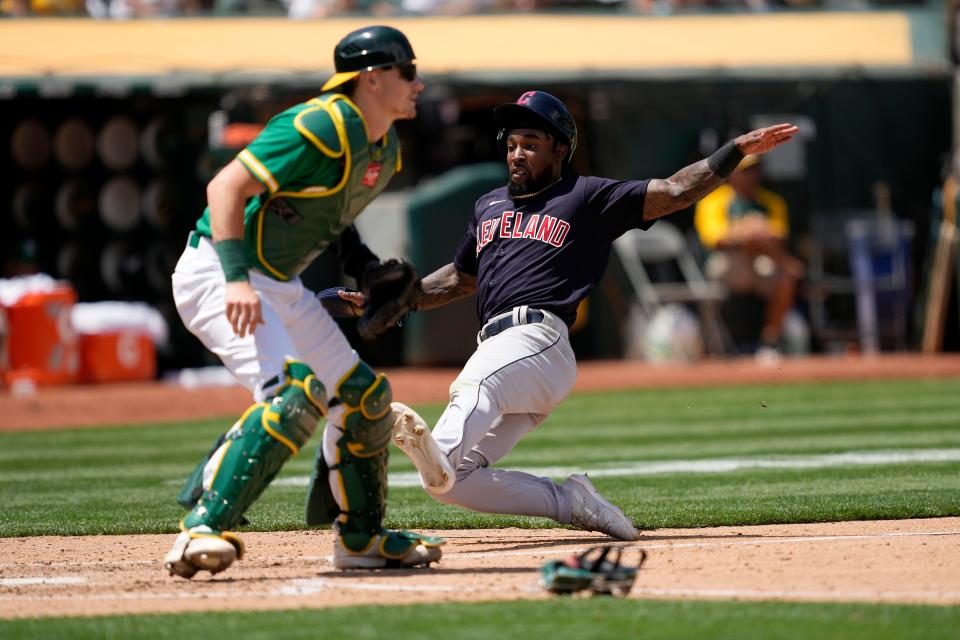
[195,93,401,280]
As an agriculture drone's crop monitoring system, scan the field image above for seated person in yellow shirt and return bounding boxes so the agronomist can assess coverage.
[694,154,805,354]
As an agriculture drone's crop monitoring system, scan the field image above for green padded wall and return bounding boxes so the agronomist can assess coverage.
[405,162,508,366]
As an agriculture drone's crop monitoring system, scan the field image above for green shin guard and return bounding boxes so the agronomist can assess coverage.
[182,403,287,532]
[184,361,327,533]
[177,432,228,510]
[333,449,389,551]
[328,362,396,551]
[177,432,252,526]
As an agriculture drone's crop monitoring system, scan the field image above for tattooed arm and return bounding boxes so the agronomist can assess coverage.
[643,158,725,222]
[642,123,799,222]
[411,263,477,311]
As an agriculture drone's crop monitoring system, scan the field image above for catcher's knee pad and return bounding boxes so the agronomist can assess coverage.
[338,361,394,455]
[183,361,327,532]
[330,361,394,551]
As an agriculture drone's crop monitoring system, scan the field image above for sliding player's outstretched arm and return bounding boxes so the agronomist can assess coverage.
[643,123,799,221]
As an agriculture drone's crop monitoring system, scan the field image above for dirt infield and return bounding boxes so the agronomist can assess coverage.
[4,354,960,431]
[2,354,959,618]
[1,518,958,619]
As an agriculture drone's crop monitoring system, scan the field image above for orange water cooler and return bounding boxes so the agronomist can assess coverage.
[4,285,80,386]
[77,331,156,383]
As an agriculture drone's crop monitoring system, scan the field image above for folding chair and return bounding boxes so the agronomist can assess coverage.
[613,220,733,356]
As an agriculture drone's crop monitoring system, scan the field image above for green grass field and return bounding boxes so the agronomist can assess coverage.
[5,599,960,640]
[1,377,958,637]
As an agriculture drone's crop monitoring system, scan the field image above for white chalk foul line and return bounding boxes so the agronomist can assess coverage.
[279,578,467,596]
[270,447,960,488]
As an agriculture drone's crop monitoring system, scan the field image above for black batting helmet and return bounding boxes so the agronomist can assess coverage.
[494,91,578,163]
[322,25,416,92]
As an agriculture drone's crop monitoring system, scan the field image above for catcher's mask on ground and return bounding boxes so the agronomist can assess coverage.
[540,545,646,597]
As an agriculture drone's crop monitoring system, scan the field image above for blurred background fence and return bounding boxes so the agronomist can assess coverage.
[0,2,955,378]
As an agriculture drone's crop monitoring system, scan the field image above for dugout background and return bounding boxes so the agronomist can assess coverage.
[0,13,952,371]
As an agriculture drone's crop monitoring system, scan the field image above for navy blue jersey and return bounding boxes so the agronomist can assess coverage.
[453,173,653,326]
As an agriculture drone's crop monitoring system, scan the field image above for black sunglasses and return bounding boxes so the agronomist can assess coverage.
[386,62,417,82]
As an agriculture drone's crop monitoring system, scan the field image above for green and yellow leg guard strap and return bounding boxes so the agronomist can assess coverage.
[305,445,339,526]
[328,361,396,552]
[184,361,327,533]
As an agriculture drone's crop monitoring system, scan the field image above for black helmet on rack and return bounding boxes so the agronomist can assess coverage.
[322,25,416,92]
[494,91,577,163]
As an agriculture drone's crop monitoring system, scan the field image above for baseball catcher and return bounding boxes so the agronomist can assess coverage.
[165,25,444,579]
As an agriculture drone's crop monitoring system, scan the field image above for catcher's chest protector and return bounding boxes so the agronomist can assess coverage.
[253,94,400,280]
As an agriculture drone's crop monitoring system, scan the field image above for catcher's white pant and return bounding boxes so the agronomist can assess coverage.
[171,235,356,449]
[429,308,579,523]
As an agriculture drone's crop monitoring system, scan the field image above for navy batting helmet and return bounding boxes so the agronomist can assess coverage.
[322,26,416,92]
[494,91,578,163]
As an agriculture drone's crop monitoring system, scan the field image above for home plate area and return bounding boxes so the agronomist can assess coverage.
[1,518,958,619]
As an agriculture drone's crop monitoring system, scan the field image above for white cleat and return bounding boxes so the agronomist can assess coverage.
[333,530,444,570]
[163,527,244,579]
[563,473,641,541]
[391,402,455,494]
